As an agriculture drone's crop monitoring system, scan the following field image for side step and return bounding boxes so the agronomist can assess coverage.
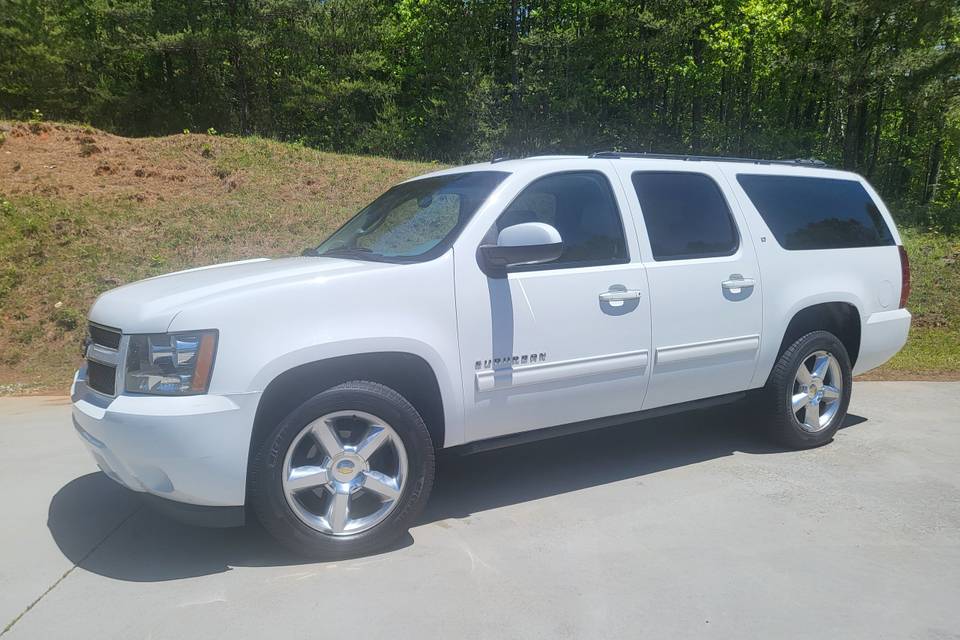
[452,391,747,456]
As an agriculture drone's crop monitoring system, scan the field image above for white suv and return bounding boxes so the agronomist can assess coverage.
[72,153,911,557]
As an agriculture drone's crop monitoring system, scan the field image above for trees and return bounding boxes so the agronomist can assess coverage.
[1,0,957,221]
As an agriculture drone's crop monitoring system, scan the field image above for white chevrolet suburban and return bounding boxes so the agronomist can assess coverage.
[72,152,911,557]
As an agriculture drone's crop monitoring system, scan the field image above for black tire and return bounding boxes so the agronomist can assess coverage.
[761,331,852,449]
[249,380,435,559]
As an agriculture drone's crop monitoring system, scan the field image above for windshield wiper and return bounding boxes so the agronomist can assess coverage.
[315,246,378,259]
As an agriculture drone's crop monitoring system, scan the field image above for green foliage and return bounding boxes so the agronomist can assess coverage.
[51,306,81,331]
[899,228,960,328]
[0,0,957,220]
[869,228,960,376]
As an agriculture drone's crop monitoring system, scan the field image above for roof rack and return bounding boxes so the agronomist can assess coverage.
[588,151,831,168]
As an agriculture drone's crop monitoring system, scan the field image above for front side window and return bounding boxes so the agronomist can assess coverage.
[631,172,740,261]
[315,171,509,262]
[736,174,894,250]
[494,171,628,269]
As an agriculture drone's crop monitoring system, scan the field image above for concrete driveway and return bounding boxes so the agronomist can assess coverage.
[1,382,958,639]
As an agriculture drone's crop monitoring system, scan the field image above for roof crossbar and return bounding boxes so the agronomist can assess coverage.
[588,151,831,168]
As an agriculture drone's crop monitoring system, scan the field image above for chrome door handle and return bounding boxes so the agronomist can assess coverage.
[721,275,756,290]
[599,289,642,302]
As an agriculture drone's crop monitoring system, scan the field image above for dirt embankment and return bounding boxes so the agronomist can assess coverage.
[0,121,437,393]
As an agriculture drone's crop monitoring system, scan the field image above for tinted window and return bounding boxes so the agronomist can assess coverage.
[496,171,628,268]
[736,174,894,250]
[631,172,739,261]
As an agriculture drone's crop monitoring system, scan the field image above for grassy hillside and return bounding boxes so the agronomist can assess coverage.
[0,122,957,393]
[869,228,960,381]
[0,121,440,393]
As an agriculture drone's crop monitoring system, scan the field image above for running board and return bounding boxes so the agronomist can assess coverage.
[452,391,747,456]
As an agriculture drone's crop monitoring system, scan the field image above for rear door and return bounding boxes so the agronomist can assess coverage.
[613,163,764,409]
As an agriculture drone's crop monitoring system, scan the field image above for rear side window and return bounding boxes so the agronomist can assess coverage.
[736,174,894,250]
[631,172,739,261]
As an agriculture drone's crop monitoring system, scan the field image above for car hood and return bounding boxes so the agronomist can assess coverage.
[88,257,390,333]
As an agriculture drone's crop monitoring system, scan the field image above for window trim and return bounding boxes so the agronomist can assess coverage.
[481,170,631,275]
[631,170,741,262]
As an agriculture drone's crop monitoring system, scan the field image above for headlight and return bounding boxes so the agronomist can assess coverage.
[125,330,218,395]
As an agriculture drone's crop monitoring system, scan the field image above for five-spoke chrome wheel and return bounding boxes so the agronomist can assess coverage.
[791,350,842,432]
[282,410,408,536]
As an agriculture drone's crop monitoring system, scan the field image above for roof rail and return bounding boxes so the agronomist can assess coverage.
[588,151,831,168]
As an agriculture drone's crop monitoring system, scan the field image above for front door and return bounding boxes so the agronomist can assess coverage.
[614,164,764,409]
[454,167,652,443]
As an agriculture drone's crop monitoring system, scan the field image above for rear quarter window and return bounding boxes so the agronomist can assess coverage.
[736,174,894,250]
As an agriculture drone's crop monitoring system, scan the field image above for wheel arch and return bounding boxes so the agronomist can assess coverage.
[774,301,862,375]
[247,351,448,496]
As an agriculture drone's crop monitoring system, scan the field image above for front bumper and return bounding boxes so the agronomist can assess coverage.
[138,492,246,527]
[71,368,261,512]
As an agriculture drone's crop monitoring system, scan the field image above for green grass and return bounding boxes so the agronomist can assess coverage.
[872,327,960,377]
[859,228,960,379]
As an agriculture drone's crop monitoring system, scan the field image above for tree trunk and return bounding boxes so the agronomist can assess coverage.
[691,36,704,153]
[226,0,251,134]
[855,96,869,168]
[924,136,944,204]
[737,37,754,154]
[510,0,519,114]
[888,103,917,199]
[719,69,729,148]
[841,91,864,170]
[867,88,885,178]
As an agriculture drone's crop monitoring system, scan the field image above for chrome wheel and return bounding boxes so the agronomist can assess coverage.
[282,411,408,536]
[791,350,843,433]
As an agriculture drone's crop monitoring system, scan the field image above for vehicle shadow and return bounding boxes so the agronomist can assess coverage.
[48,405,867,582]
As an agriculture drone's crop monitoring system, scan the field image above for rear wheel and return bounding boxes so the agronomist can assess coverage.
[762,331,852,449]
[250,381,435,558]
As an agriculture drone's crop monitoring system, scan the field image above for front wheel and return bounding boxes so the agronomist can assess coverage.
[761,331,852,449]
[250,381,435,558]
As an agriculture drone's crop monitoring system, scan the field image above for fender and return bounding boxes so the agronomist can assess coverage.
[250,336,467,447]
[752,289,866,389]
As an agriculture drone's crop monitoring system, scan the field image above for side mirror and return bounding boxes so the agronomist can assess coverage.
[478,222,563,276]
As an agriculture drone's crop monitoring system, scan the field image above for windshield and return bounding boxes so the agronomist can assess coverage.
[313,171,510,262]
